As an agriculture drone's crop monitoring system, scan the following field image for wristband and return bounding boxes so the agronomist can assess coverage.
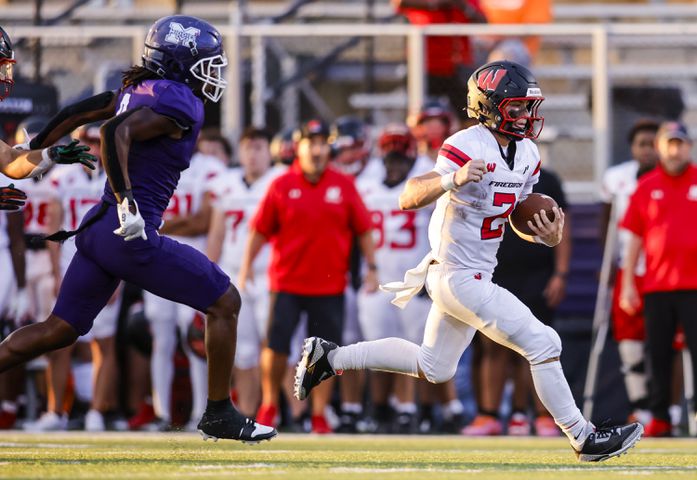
[28,148,55,178]
[440,172,457,191]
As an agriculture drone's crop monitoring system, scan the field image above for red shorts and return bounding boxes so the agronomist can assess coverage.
[611,269,645,341]
[611,269,685,349]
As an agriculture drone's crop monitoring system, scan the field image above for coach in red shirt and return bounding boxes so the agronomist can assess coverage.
[239,120,377,433]
[620,120,697,437]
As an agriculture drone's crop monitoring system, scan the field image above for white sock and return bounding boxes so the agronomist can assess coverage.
[530,361,592,449]
[151,327,176,422]
[72,362,93,403]
[618,340,648,405]
[341,403,362,414]
[330,338,420,377]
[443,399,464,419]
[396,402,417,414]
[1,401,17,414]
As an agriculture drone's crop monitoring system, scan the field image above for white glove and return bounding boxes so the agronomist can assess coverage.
[113,197,147,241]
[6,287,31,326]
[12,128,31,151]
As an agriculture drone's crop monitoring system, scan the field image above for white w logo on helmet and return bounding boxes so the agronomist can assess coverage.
[165,22,200,47]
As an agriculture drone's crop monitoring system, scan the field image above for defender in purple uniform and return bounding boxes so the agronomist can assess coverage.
[0,16,276,443]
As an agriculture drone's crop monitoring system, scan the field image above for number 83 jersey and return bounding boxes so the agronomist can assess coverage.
[431,124,542,275]
[358,177,431,283]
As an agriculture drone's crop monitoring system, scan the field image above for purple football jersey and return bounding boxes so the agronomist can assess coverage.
[101,79,204,226]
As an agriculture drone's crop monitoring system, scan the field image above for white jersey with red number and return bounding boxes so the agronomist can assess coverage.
[164,153,226,251]
[210,165,286,275]
[600,159,646,276]
[50,165,106,272]
[14,175,59,235]
[358,176,431,283]
[431,124,541,274]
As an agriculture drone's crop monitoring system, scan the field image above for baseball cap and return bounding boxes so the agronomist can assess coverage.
[656,121,691,142]
[294,119,330,141]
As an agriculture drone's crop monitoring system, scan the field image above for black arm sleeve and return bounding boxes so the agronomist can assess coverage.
[100,106,143,200]
[29,91,117,149]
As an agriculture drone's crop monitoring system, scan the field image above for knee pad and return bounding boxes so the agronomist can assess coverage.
[618,340,646,374]
[514,323,562,365]
[417,347,457,384]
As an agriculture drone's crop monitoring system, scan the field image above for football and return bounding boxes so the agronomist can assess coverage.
[509,193,558,236]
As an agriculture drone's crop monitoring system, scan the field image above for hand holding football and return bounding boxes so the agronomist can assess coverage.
[509,193,558,236]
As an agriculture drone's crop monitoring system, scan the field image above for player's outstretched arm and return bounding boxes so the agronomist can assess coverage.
[101,106,183,241]
[206,206,226,263]
[619,232,642,315]
[28,91,117,150]
[399,159,486,210]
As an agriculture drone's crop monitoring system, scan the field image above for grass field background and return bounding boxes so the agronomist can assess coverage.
[1,432,696,479]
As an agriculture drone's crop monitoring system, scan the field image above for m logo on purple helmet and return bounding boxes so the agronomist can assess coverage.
[165,22,201,47]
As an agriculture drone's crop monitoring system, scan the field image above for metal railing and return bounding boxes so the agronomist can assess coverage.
[7,22,697,198]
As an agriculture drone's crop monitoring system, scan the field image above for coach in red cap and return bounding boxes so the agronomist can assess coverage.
[239,119,377,433]
[620,120,697,437]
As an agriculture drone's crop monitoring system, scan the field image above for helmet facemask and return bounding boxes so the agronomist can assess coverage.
[190,54,227,103]
[0,55,15,101]
[496,96,544,140]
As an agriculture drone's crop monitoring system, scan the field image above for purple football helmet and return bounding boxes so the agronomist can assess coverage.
[142,15,227,103]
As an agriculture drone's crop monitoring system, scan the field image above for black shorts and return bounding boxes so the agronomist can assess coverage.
[266,292,344,355]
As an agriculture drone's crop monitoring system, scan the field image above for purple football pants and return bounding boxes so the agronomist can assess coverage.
[53,204,230,335]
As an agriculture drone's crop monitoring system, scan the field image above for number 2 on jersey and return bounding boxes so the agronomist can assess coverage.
[480,192,516,240]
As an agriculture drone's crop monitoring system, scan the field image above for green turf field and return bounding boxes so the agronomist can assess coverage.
[0,432,696,479]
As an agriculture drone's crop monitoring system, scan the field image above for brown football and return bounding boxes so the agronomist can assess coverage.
[509,193,558,236]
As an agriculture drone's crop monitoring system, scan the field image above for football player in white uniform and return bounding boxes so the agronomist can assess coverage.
[357,124,434,432]
[295,61,643,462]
[207,127,284,418]
[142,149,226,430]
[600,119,659,426]
[45,124,122,431]
[13,166,63,431]
[327,116,375,432]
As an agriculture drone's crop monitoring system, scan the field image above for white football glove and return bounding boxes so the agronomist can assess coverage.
[113,197,147,241]
[12,128,31,151]
[6,287,31,326]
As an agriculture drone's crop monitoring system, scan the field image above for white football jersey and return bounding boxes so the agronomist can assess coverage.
[51,166,105,231]
[210,165,285,275]
[358,167,432,283]
[600,160,646,275]
[430,124,541,274]
[0,212,8,250]
[164,153,226,251]
[50,165,106,271]
[14,175,59,235]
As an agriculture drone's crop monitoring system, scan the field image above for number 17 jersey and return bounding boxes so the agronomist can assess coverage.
[430,124,541,274]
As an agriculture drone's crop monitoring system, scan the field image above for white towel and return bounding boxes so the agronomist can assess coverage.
[379,252,434,309]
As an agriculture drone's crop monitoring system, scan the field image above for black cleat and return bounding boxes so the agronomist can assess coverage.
[294,337,340,401]
[574,422,643,462]
[197,404,277,445]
